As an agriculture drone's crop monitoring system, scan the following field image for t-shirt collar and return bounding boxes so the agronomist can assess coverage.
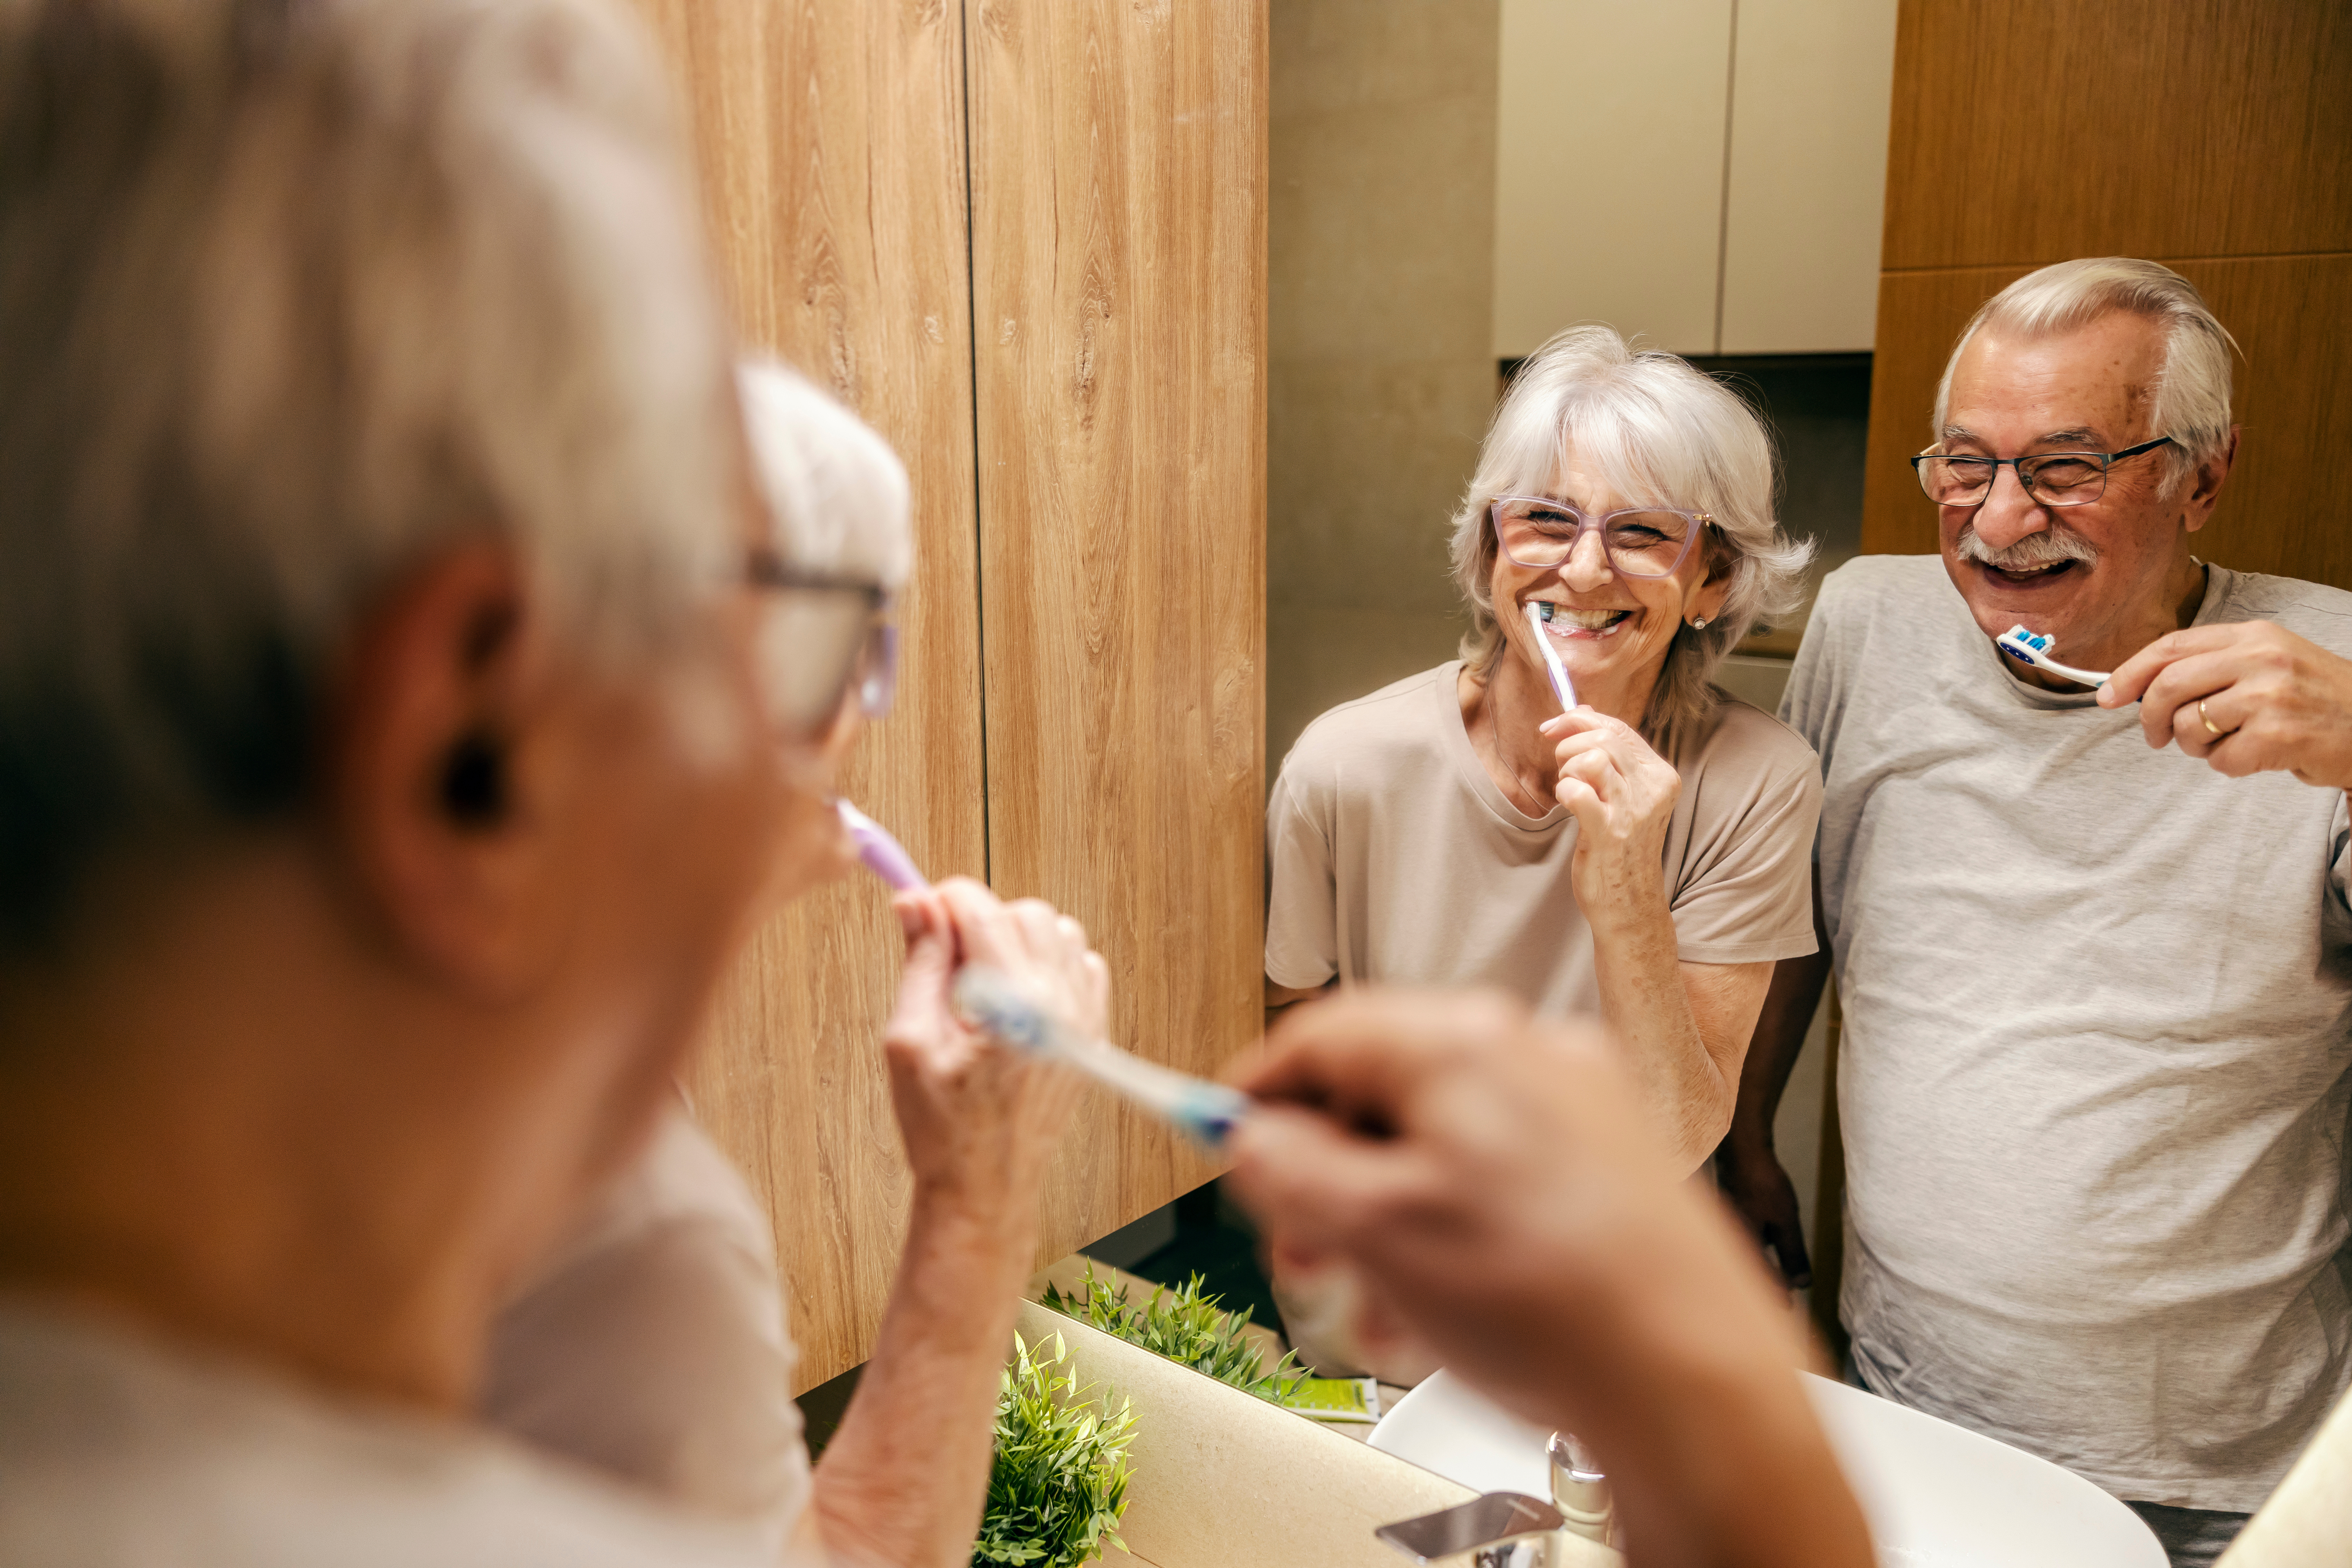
[1433,659,1570,833]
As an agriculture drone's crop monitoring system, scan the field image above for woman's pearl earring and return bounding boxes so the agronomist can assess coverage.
[1688,616,1710,630]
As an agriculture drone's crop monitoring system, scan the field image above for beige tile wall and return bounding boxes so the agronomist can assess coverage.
[1267,0,1498,776]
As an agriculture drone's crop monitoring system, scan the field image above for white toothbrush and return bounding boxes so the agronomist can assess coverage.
[1995,624,2109,688]
[951,966,1250,1150]
[1525,600,1578,712]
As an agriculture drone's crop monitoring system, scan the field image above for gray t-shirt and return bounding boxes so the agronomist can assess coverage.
[1266,660,1822,1015]
[1784,554,2352,1512]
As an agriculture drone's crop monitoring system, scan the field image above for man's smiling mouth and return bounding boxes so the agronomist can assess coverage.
[1534,602,1633,638]
[1978,558,2083,586]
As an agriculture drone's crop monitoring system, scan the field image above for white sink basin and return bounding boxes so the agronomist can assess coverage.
[1368,1368,2165,1566]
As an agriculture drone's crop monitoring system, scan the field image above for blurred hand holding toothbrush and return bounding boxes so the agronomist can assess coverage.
[836,799,1105,1208]
[838,798,1250,1153]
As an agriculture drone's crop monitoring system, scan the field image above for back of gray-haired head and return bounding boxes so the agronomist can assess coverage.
[1448,324,1812,753]
[0,0,734,957]
[737,359,912,589]
[1932,258,2239,491]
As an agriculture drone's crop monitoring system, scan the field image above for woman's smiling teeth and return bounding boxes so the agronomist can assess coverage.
[1536,601,1633,638]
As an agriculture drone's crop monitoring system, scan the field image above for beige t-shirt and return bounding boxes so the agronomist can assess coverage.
[482,1105,816,1558]
[1265,661,1822,1013]
[0,1300,777,1568]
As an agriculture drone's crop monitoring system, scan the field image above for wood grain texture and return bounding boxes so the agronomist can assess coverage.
[966,0,1268,1252]
[1881,0,2352,272]
[628,0,987,1390]
[1861,256,2352,589]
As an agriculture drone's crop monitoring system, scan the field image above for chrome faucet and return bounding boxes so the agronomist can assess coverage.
[1546,1431,1615,1548]
[1375,1430,1616,1564]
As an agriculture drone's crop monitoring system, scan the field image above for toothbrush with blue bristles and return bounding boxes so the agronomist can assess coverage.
[952,966,1250,1151]
[838,798,1250,1150]
[1995,624,2110,688]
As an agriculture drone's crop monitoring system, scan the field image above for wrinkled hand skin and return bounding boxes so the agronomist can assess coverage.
[1712,1139,1813,1290]
[1224,989,1872,1568]
[883,876,1099,1215]
[2100,621,2352,790]
[1542,707,1681,917]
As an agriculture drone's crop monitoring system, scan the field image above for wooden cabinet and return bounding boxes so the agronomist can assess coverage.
[630,0,1265,1390]
[1491,0,1899,358]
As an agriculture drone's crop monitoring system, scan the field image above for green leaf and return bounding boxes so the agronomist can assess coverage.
[1040,1262,1307,1404]
[974,1329,1137,1568]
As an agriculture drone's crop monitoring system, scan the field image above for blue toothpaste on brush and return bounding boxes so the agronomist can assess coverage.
[952,966,1250,1152]
[836,799,1250,1151]
[1995,624,2111,689]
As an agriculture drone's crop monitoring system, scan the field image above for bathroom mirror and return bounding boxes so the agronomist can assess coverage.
[1024,0,1900,1447]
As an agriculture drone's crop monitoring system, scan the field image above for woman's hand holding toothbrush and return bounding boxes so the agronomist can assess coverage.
[1540,706,1680,920]
[884,877,1102,1220]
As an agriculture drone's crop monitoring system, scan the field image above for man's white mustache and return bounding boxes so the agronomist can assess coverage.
[1955,524,2099,571]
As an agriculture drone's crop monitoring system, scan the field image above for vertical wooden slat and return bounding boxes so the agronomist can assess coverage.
[628,0,987,1391]
[965,0,1268,1251]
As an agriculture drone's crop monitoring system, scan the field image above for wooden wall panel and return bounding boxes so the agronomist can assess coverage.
[966,0,1267,1252]
[1881,0,2352,271]
[628,0,987,1390]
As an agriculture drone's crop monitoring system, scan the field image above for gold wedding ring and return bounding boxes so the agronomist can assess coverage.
[2199,699,2224,737]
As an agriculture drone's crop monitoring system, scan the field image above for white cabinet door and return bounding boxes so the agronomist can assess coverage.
[1492,0,1735,358]
[1718,0,1899,353]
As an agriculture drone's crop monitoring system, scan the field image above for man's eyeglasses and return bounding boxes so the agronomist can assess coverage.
[1489,496,1710,579]
[744,549,897,735]
[1911,436,2175,509]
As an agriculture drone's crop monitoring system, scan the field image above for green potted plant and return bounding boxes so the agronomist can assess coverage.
[1042,1264,1305,1404]
[973,1331,1136,1568]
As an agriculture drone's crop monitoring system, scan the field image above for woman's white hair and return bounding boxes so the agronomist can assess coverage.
[737,359,911,589]
[1449,325,1812,755]
[1932,258,2238,493]
[0,0,733,951]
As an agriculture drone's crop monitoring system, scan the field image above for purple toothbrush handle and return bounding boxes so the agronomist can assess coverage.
[836,800,930,892]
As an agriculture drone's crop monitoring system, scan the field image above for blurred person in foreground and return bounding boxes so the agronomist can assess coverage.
[476,360,1092,1563]
[0,2,1090,1565]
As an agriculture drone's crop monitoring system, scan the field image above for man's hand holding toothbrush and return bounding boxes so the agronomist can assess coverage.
[2099,618,2352,789]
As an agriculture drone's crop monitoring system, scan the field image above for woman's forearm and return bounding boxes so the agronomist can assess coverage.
[1588,890,1730,1172]
[810,1185,1038,1568]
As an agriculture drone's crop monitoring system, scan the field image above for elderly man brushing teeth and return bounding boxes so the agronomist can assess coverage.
[1720,258,2352,1568]
[1266,325,1823,1179]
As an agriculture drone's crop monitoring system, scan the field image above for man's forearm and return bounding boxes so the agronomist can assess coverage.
[811,1186,1039,1568]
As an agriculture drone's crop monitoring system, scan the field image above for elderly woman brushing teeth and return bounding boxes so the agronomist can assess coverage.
[1266,326,1822,1174]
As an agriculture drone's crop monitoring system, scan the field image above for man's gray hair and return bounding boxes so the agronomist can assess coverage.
[1932,258,2238,491]
[1449,326,1812,756]
[0,0,734,954]
[738,359,912,589]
